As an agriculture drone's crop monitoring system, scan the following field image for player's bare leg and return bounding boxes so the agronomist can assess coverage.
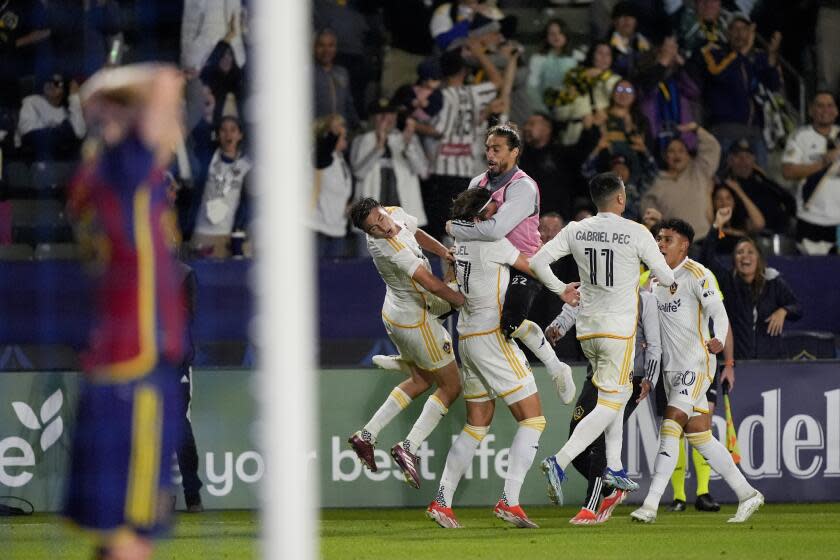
[101,530,153,560]
[428,400,495,528]
[349,363,432,471]
[393,361,461,488]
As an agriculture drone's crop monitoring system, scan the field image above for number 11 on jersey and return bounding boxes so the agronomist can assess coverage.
[584,247,614,287]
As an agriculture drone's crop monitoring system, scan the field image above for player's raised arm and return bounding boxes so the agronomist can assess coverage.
[545,303,580,345]
[415,227,455,263]
[412,266,465,308]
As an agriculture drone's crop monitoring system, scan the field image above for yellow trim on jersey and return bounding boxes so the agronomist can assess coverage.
[464,392,490,400]
[596,398,623,411]
[496,267,503,321]
[125,384,162,528]
[463,425,487,441]
[495,330,529,379]
[385,237,406,252]
[430,394,448,412]
[520,416,547,432]
[577,332,634,341]
[419,322,442,362]
[684,261,705,279]
[459,327,503,340]
[686,431,713,445]
[390,388,411,409]
[384,206,400,214]
[381,311,425,329]
[590,378,621,393]
[693,406,711,415]
[498,384,524,398]
[694,302,711,400]
[106,186,158,380]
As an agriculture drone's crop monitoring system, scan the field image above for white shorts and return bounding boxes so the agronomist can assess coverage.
[663,369,712,418]
[382,312,454,371]
[580,336,636,395]
[458,329,537,406]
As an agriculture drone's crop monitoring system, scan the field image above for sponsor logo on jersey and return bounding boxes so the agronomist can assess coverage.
[657,298,681,313]
[573,405,584,421]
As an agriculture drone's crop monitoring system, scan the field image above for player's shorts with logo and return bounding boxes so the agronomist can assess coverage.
[64,364,181,536]
[663,367,713,417]
[382,312,454,371]
[580,335,636,397]
[459,329,537,406]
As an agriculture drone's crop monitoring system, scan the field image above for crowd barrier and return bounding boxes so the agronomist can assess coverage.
[1,361,837,512]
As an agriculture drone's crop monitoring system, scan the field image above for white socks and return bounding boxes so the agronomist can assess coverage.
[642,419,682,510]
[404,394,448,451]
[511,320,564,375]
[604,400,628,471]
[555,396,624,469]
[503,416,546,506]
[436,424,489,507]
[363,387,411,439]
[687,430,755,501]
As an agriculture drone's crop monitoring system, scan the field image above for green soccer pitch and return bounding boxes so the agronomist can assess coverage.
[4,505,840,559]
[321,504,840,560]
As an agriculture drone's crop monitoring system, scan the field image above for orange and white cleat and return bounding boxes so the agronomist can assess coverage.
[569,507,599,525]
[493,500,539,529]
[426,501,461,528]
[595,489,626,523]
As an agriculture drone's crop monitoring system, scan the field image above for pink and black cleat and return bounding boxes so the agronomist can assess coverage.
[390,442,421,488]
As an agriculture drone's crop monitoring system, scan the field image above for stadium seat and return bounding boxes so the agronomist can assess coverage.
[0,243,34,260]
[4,160,32,190]
[11,199,65,227]
[34,242,80,261]
[31,161,77,191]
[781,330,836,360]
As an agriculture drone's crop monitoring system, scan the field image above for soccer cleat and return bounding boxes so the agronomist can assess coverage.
[727,491,764,523]
[391,442,421,488]
[550,362,577,405]
[595,489,626,523]
[695,493,721,512]
[569,508,598,525]
[348,431,378,472]
[493,500,539,529]
[371,354,410,374]
[426,501,461,528]
[603,468,639,491]
[667,499,687,512]
[540,456,566,505]
[630,506,657,523]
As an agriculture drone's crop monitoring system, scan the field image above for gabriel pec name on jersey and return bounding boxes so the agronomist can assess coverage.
[574,230,632,244]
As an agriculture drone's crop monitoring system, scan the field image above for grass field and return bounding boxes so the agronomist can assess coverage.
[321,504,840,560]
[4,504,840,559]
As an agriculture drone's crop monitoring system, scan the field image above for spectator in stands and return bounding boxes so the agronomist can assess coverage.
[310,114,352,258]
[381,1,435,95]
[200,14,245,126]
[550,40,621,146]
[815,0,840,100]
[527,18,578,115]
[583,151,656,222]
[314,0,381,121]
[781,91,840,255]
[48,0,121,79]
[701,206,802,359]
[313,28,358,130]
[350,98,429,227]
[636,35,702,156]
[607,1,651,78]
[181,0,245,74]
[641,122,721,239]
[423,47,505,240]
[706,179,766,254]
[689,14,782,169]
[429,0,492,51]
[519,112,575,219]
[189,116,252,259]
[579,78,652,169]
[17,73,86,160]
[0,0,51,107]
[390,58,444,126]
[669,0,733,58]
[723,138,795,235]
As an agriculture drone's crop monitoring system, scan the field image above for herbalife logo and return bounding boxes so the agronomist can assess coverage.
[0,389,64,488]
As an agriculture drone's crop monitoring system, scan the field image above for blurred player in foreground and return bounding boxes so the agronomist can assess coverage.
[64,64,187,560]
[427,188,579,529]
[630,218,763,524]
[347,198,465,489]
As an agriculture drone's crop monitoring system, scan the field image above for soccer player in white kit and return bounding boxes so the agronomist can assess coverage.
[426,188,580,529]
[347,198,466,489]
[630,218,764,524]
[529,172,676,501]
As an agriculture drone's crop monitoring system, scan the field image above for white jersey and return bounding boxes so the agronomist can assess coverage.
[534,212,674,339]
[652,258,723,376]
[431,82,498,177]
[453,237,520,337]
[781,124,840,225]
[367,207,433,327]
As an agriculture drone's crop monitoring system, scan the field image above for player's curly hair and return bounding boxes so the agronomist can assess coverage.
[349,197,381,231]
[451,188,492,221]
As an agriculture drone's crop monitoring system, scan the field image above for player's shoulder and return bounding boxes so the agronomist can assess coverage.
[684,258,713,280]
